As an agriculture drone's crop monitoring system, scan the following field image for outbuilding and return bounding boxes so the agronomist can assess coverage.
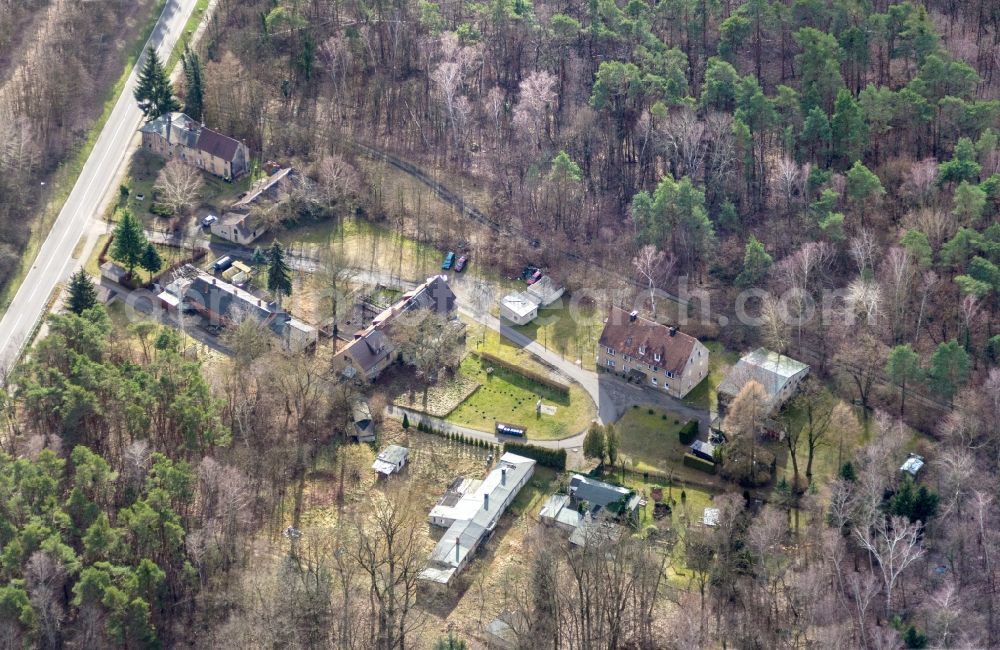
[372,445,409,477]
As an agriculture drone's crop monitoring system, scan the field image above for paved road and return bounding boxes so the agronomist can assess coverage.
[0,0,200,380]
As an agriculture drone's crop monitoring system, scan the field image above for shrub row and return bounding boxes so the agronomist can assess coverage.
[683,453,717,475]
[477,351,570,395]
[415,420,500,451]
[503,442,567,470]
[678,420,699,445]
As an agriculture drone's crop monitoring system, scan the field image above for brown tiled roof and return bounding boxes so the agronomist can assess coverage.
[340,328,391,373]
[196,127,241,162]
[598,306,698,375]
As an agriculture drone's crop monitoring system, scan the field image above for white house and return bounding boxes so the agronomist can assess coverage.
[499,275,564,326]
[500,293,538,325]
[210,211,267,245]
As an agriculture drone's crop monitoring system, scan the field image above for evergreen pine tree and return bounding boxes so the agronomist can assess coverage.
[65,269,98,315]
[182,46,204,121]
[140,243,163,275]
[266,241,293,305]
[111,211,149,278]
[134,47,179,119]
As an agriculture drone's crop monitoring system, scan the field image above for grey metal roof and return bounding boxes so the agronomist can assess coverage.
[187,272,275,323]
[717,347,809,400]
[569,474,632,510]
[421,453,535,583]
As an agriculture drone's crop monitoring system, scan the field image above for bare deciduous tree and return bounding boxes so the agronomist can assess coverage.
[154,159,203,215]
[855,514,925,619]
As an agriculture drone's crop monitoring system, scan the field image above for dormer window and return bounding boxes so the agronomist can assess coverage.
[638,345,646,356]
[654,353,661,363]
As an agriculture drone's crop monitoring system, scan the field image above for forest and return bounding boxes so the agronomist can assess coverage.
[1,0,1000,647]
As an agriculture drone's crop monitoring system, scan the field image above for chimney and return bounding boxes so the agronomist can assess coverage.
[258,299,263,307]
[669,326,677,337]
[501,468,507,486]
[212,278,216,285]
[455,540,461,562]
[629,310,638,322]
[484,493,489,511]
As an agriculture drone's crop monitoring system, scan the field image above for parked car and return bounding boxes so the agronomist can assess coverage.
[455,255,468,272]
[213,256,233,272]
[442,251,455,270]
[201,214,218,227]
[527,270,543,285]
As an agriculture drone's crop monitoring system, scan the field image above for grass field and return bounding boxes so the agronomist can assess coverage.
[684,340,739,412]
[281,216,444,282]
[447,354,594,440]
[614,405,717,487]
[510,296,604,371]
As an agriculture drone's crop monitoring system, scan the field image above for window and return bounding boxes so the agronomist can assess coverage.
[667,371,673,378]
[607,359,615,368]
[652,366,658,373]
[652,377,658,385]
[654,353,661,362]
[624,365,630,373]
[607,347,615,356]
[639,346,646,356]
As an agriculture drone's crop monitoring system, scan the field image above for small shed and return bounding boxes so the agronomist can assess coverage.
[690,440,717,463]
[702,507,720,527]
[525,275,564,307]
[352,401,375,442]
[372,445,409,477]
[900,453,925,477]
[100,262,128,284]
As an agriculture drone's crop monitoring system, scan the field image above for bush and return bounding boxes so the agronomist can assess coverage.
[402,413,410,429]
[503,442,567,470]
[683,453,717,475]
[678,420,699,445]
[150,202,173,218]
[477,351,570,395]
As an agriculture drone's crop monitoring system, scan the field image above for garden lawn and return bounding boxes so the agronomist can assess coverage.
[684,340,739,412]
[615,405,724,488]
[447,354,594,441]
[281,216,445,283]
[770,389,867,492]
[597,469,720,588]
[511,296,605,371]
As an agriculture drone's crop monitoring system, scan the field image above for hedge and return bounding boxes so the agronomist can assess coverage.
[678,420,699,445]
[503,442,567,470]
[683,453,717,475]
[477,351,570,395]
